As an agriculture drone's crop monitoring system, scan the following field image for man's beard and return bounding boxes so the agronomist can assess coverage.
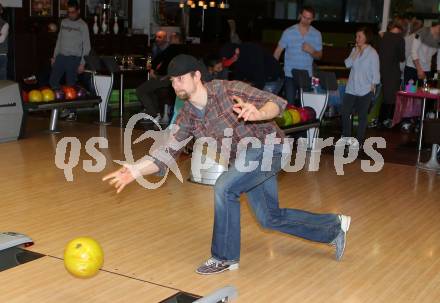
[176,91,190,101]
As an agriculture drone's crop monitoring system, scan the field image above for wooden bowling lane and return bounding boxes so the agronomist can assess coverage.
[1,117,440,302]
[0,257,176,303]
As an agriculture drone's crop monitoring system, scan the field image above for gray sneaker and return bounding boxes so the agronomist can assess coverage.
[196,257,239,275]
[331,214,351,261]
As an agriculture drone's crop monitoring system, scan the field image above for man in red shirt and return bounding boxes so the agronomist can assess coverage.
[104,55,351,275]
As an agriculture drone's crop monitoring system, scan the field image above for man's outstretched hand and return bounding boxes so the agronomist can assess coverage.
[103,166,135,194]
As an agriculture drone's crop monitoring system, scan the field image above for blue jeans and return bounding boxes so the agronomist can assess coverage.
[263,78,284,95]
[0,54,7,80]
[341,92,372,143]
[49,55,82,89]
[211,145,341,261]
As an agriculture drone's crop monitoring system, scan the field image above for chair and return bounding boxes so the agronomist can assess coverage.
[101,56,124,124]
[291,69,311,101]
[292,69,338,149]
[84,56,114,124]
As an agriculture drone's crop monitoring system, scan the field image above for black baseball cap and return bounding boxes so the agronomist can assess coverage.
[167,54,209,81]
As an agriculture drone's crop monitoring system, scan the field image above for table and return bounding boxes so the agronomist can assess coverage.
[393,90,440,150]
[116,66,148,124]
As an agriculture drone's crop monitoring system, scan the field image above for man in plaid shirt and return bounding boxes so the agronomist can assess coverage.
[104,54,351,275]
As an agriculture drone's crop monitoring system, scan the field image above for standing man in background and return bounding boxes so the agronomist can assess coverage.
[0,4,9,80]
[378,22,405,128]
[49,0,90,90]
[404,21,440,85]
[401,21,440,131]
[273,6,322,106]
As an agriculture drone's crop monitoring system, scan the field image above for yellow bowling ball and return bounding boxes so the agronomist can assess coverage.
[41,88,55,102]
[64,237,104,278]
[28,90,43,102]
[288,109,301,124]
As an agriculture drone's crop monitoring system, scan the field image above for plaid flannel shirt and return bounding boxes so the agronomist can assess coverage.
[153,80,287,175]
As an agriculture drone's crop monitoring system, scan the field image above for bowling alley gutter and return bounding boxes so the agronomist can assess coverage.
[46,254,184,292]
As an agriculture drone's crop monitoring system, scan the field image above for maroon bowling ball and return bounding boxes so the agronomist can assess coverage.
[298,107,309,123]
[304,106,317,121]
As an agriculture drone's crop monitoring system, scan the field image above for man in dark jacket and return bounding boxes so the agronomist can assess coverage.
[220,42,284,95]
[378,22,405,128]
[136,32,188,123]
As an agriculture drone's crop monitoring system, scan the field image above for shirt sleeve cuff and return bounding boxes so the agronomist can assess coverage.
[123,157,167,179]
[122,163,143,179]
[270,97,287,116]
[152,158,168,177]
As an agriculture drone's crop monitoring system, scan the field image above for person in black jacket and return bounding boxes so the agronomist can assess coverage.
[150,32,188,77]
[203,54,229,81]
[136,32,188,122]
[378,21,405,128]
[219,42,284,94]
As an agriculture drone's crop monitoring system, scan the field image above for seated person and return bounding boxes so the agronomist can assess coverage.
[150,32,188,77]
[136,32,188,123]
[151,30,169,60]
[203,54,229,81]
[219,42,284,94]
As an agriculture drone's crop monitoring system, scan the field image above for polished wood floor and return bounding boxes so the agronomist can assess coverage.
[1,117,440,302]
[0,257,176,303]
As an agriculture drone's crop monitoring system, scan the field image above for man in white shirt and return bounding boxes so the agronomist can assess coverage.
[401,22,440,132]
[404,22,440,85]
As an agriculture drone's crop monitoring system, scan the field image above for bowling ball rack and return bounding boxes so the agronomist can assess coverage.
[280,119,322,150]
[280,119,320,135]
[24,97,101,133]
